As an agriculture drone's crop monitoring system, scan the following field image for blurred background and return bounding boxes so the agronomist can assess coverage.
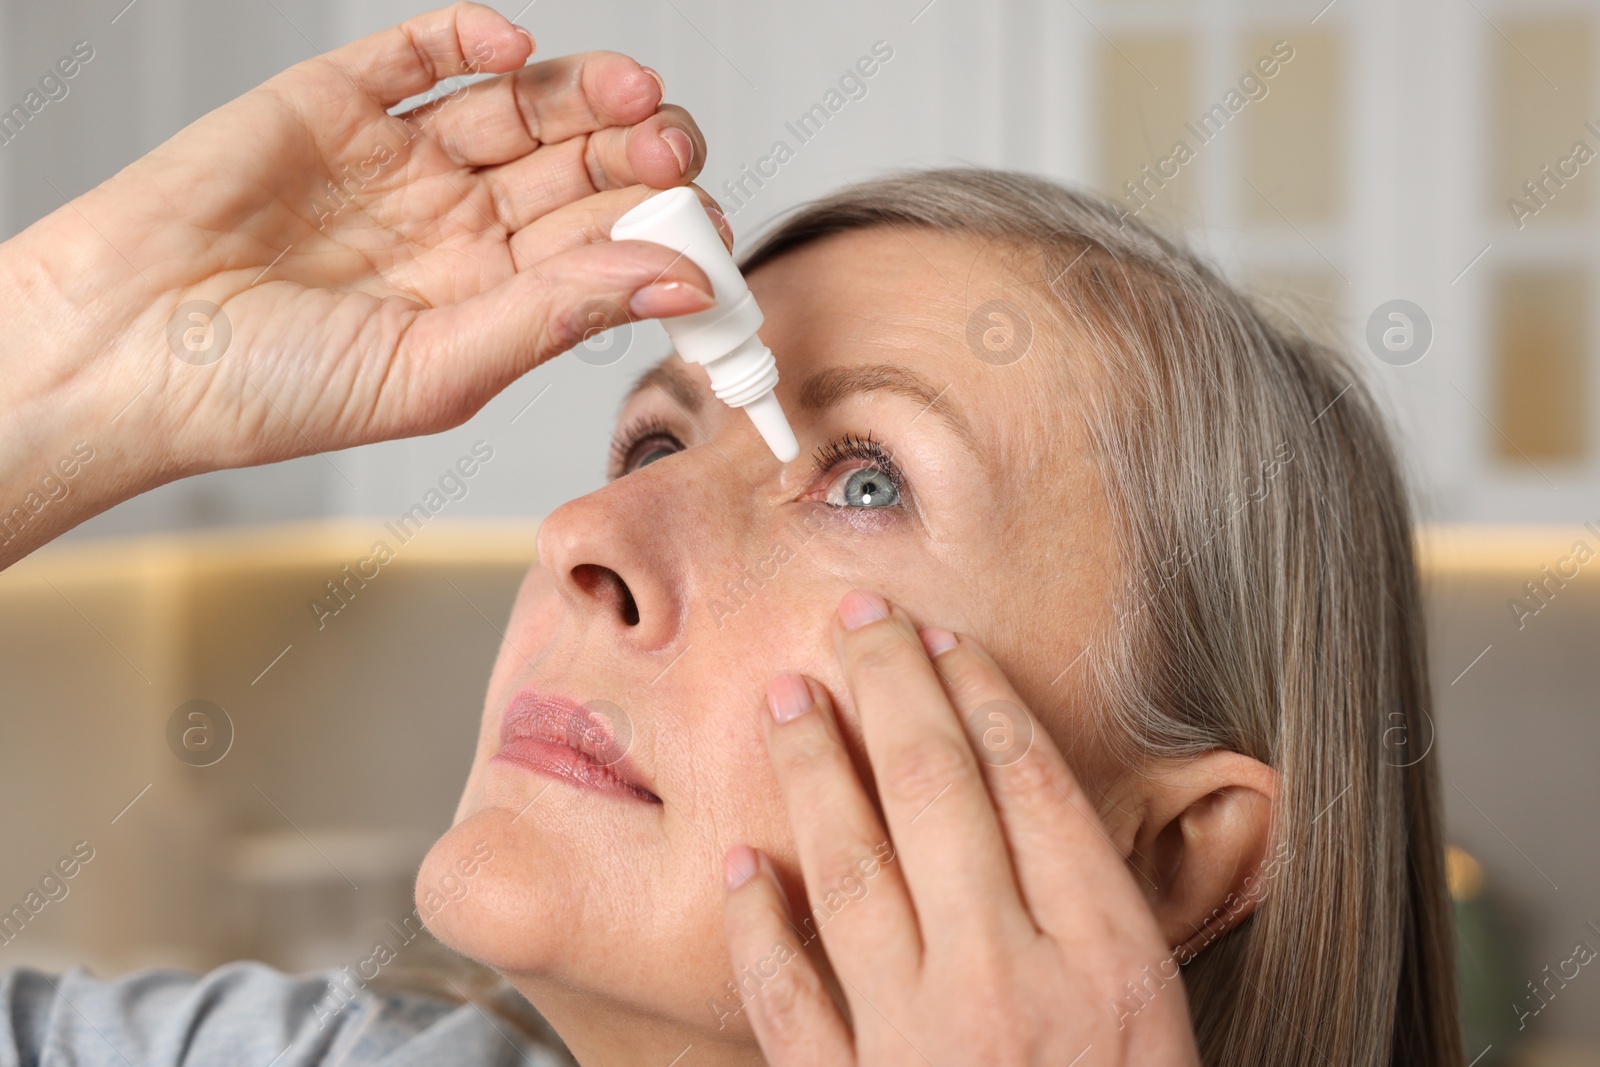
[0,0,1596,1063]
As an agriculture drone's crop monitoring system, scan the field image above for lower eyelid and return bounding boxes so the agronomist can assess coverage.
[809,499,905,532]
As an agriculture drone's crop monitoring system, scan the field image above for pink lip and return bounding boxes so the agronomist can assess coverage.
[493,688,659,804]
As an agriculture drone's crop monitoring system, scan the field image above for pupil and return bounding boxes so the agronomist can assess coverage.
[846,468,896,507]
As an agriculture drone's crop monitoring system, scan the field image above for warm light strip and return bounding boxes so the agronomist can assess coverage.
[2,521,1595,587]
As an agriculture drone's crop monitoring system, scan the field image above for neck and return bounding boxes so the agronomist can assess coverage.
[508,974,767,1067]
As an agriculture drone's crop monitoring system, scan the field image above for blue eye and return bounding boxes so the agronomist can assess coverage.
[631,442,678,470]
[837,466,900,507]
[608,416,684,479]
[814,433,906,510]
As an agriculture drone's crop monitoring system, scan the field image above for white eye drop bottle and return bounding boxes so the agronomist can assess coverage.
[610,187,800,463]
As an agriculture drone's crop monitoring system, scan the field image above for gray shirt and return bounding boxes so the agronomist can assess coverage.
[0,962,570,1066]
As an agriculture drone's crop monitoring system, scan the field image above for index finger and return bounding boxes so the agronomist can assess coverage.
[326,3,533,110]
[485,106,707,233]
[409,52,698,173]
[831,590,1032,950]
[916,626,1156,937]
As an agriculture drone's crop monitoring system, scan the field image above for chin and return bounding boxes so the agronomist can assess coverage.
[414,807,573,975]
[414,796,744,1039]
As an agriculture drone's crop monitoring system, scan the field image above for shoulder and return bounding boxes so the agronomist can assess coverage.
[0,961,567,1066]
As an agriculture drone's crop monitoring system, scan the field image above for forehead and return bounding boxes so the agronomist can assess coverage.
[743,225,1091,477]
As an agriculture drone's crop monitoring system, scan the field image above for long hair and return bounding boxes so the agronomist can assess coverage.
[738,168,1461,1067]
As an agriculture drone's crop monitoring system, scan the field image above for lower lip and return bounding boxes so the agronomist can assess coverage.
[493,738,659,804]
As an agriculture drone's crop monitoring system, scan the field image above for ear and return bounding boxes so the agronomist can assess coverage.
[1100,751,1278,956]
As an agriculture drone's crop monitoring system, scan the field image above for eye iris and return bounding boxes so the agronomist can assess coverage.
[843,467,898,507]
[634,445,674,469]
[626,435,680,472]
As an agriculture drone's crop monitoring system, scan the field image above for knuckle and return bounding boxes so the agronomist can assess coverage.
[846,627,918,680]
[749,949,811,1043]
[810,847,882,912]
[942,921,1013,976]
[939,647,1001,706]
[936,981,1030,1062]
[999,745,1059,799]
[769,717,838,779]
[392,373,475,439]
[971,1021,1029,1065]
[878,737,976,810]
[556,299,620,352]
[988,1029,1039,1067]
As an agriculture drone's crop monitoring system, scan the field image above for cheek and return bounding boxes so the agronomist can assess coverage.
[656,590,833,891]
[658,636,794,835]
[496,565,560,682]
[676,558,869,873]
[484,567,564,723]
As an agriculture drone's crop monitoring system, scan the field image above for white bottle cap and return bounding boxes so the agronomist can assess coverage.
[610,188,800,463]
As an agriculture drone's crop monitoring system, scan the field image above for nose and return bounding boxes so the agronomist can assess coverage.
[535,483,682,652]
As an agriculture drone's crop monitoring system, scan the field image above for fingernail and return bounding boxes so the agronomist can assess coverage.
[838,589,889,631]
[920,627,959,657]
[513,26,534,51]
[640,64,666,99]
[724,844,759,890]
[629,280,713,319]
[767,672,813,724]
[661,127,693,174]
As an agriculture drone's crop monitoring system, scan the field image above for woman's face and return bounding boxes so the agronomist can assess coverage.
[418,226,1120,1043]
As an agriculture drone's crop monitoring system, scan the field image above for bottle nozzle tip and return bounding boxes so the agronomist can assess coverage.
[743,391,799,463]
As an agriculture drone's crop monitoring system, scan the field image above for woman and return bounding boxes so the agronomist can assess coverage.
[0,4,1460,1065]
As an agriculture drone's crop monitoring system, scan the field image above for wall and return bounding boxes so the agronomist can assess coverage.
[2,0,1594,537]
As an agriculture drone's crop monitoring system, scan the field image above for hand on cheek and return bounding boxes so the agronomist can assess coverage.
[717,589,1203,1067]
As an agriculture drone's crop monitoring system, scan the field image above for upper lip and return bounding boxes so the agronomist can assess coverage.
[497,687,657,799]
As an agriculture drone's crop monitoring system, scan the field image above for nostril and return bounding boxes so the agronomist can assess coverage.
[570,564,641,627]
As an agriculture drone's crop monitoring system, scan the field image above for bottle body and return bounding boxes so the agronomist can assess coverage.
[610,188,800,463]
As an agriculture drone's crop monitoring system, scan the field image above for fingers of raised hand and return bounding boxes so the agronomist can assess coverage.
[486,105,709,232]
[828,591,1031,944]
[834,593,1150,946]
[382,237,713,432]
[412,50,703,184]
[507,182,730,273]
[756,673,919,996]
[721,845,855,1067]
[910,626,1136,933]
[326,2,532,110]
[731,597,1205,1065]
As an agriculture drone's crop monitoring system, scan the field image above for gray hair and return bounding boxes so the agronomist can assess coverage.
[739,168,1461,1067]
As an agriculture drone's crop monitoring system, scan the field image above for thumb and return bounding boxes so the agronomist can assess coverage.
[384,239,714,436]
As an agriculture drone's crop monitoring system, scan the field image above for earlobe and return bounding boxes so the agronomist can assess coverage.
[1119,751,1278,958]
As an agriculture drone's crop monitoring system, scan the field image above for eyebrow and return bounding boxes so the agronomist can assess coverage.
[623,357,982,462]
[623,359,703,417]
[796,363,982,462]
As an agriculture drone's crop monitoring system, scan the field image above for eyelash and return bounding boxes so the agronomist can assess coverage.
[608,414,676,479]
[810,432,906,502]
[607,420,907,507]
